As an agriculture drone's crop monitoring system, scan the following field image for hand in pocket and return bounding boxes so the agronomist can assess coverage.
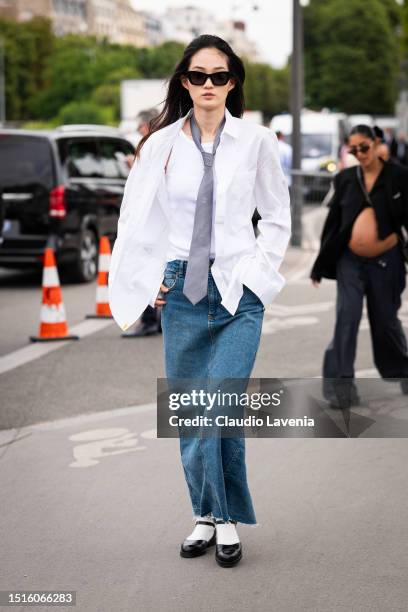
[154,282,170,307]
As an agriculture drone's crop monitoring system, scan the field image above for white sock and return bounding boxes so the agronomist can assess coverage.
[215,522,240,545]
[186,516,215,542]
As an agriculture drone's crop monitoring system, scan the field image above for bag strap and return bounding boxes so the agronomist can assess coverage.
[356,165,373,206]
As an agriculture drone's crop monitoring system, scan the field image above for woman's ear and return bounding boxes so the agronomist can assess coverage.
[181,76,189,90]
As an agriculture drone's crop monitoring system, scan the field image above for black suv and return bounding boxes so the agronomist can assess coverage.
[0,126,135,282]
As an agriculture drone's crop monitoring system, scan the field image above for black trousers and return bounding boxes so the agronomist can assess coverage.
[323,245,408,380]
[141,305,159,326]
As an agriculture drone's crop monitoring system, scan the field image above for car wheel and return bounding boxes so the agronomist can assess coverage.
[71,228,98,283]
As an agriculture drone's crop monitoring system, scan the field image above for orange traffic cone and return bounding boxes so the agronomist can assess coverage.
[86,236,112,319]
[30,247,79,342]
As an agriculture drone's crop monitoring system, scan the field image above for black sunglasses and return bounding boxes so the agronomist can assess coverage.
[348,142,372,156]
[185,70,233,86]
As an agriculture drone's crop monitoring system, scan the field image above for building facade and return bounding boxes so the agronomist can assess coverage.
[141,11,163,48]
[160,5,260,62]
[161,5,214,44]
[0,1,262,61]
[0,0,146,47]
[216,20,261,62]
[0,0,88,34]
[115,0,145,46]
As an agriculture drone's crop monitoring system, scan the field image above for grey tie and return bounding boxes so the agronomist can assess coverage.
[183,111,226,304]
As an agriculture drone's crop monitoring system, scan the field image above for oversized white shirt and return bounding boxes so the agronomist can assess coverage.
[165,130,216,260]
[108,107,291,331]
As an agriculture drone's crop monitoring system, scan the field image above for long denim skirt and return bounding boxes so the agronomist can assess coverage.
[161,259,264,524]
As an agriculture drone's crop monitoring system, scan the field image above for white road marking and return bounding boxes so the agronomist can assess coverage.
[262,315,319,334]
[355,369,378,377]
[266,301,334,316]
[140,429,157,439]
[0,403,156,439]
[69,427,145,468]
[262,300,334,335]
[0,318,113,375]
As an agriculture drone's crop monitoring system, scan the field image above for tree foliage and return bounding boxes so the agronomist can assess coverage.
[244,62,289,118]
[2,4,408,124]
[303,0,400,114]
[0,17,289,125]
[0,17,54,120]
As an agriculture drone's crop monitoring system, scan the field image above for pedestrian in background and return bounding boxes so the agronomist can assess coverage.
[108,34,291,567]
[373,126,390,162]
[395,132,408,166]
[311,124,408,406]
[276,130,292,186]
[123,108,162,337]
[338,135,359,170]
[383,127,398,158]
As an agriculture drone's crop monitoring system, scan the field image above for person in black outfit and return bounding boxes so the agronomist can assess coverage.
[122,109,162,338]
[311,125,408,406]
[383,127,398,159]
[394,132,408,167]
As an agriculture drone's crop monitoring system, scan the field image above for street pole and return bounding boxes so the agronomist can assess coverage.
[290,0,303,246]
[0,36,5,125]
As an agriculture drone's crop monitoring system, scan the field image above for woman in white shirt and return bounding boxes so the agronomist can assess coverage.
[109,35,291,568]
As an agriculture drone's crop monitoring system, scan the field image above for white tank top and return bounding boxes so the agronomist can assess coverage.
[165,129,216,261]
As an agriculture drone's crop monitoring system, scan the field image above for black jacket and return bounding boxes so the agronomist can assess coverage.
[311,160,408,281]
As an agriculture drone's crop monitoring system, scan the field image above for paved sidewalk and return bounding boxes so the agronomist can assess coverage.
[1,206,408,611]
[1,404,408,612]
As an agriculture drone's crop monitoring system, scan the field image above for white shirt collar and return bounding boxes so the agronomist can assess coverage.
[181,106,239,139]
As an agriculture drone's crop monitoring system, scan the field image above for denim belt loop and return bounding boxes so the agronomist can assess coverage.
[177,260,188,276]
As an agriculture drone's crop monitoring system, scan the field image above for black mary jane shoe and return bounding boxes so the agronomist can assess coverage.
[180,520,216,558]
[215,520,242,568]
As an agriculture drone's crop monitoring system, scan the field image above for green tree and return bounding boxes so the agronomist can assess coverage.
[1,20,289,125]
[29,35,142,119]
[382,0,402,29]
[56,100,107,125]
[244,62,289,119]
[304,0,399,114]
[136,41,185,78]
[399,1,408,89]
[0,16,54,121]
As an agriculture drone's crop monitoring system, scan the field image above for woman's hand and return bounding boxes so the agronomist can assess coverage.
[311,279,321,288]
[154,283,170,307]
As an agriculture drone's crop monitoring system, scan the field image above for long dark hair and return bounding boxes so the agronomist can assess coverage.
[135,34,246,159]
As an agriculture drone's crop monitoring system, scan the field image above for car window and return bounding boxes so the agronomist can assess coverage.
[99,139,134,179]
[0,135,54,189]
[65,140,103,178]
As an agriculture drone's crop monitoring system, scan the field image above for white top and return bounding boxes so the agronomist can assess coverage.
[108,107,292,330]
[165,129,216,261]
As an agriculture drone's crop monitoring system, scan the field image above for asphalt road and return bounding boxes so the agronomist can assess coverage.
[1,206,408,612]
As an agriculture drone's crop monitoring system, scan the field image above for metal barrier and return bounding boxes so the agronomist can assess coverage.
[251,170,335,243]
[289,169,334,207]
[289,170,335,246]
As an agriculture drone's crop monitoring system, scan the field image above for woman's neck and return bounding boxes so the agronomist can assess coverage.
[190,106,226,140]
[363,156,383,175]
